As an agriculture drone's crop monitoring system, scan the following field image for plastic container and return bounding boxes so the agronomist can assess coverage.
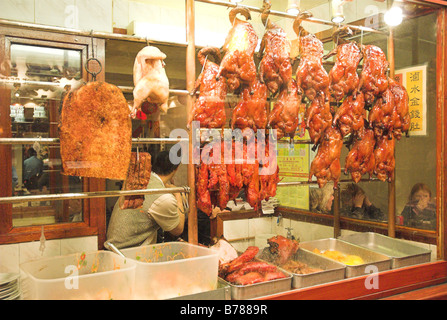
[120,242,219,300]
[20,251,136,300]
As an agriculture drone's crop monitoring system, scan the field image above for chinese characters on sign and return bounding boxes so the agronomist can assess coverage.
[276,138,310,210]
[395,65,427,136]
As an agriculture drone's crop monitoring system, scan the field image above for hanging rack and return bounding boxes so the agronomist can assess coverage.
[0,137,188,145]
[194,0,388,35]
[0,0,394,245]
[0,187,190,205]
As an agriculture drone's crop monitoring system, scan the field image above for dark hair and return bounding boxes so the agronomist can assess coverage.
[27,148,37,157]
[409,183,431,201]
[152,150,181,176]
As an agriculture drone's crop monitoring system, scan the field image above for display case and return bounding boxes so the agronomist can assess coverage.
[0,0,447,300]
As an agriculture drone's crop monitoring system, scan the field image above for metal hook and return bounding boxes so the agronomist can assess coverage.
[85,30,102,81]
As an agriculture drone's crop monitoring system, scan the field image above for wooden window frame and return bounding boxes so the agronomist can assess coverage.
[0,26,106,247]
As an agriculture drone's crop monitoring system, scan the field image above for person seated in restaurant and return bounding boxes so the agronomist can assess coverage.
[309,182,335,214]
[23,147,43,191]
[400,183,436,230]
[105,150,186,249]
[340,183,384,221]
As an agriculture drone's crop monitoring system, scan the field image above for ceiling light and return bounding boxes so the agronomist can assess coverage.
[287,0,300,15]
[331,0,345,24]
[384,6,403,27]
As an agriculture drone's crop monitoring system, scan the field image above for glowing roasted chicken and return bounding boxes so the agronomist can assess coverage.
[309,126,343,188]
[231,78,269,132]
[345,127,376,183]
[217,7,258,92]
[325,27,363,101]
[268,79,304,140]
[259,0,293,96]
[189,47,227,129]
[389,78,411,140]
[131,46,169,119]
[305,93,333,145]
[374,134,395,182]
[359,45,389,106]
[368,85,395,138]
[293,12,330,101]
[333,92,366,137]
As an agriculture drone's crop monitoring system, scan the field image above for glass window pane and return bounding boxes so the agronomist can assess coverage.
[10,43,84,227]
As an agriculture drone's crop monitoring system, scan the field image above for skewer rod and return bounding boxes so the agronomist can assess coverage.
[0,187,189,205]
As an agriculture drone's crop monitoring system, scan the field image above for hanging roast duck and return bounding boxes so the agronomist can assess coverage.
[216,7,258,92]
[259,0,293,96]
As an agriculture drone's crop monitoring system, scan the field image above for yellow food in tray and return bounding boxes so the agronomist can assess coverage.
[312,248,364,266]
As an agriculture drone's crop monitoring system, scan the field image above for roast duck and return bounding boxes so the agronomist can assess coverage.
[309,126,343,188]
[324,26,363,102]
[119,152,152,209]
[196,138,279,215]
[344,127,376,183]
[267,79,304,140]
[388,78,411,140]
[219,246,287,285]
[368,77,410,139]
[333,92,366,137]
[358,44,389,106]
[258,0,293,96]
[374,134,396,182]
[131,46,170,119]
[216,7,258,92]
[231,78,269,132]
[189,47,227,129]
[59,81,132,180]
[305,93,333,146]
[293,12,330,102]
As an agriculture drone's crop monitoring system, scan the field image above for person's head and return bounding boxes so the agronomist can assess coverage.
[310,182,335,213]
[27,148,37,158]
[341,183,365,207]
[152,150,181,178]
[409,183,431,203]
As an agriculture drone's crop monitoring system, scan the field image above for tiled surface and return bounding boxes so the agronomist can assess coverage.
[0,236,98,274]
[35,0,75,28]
[0,0,35,23]
[112,0,129,29]
[76,0,113,33]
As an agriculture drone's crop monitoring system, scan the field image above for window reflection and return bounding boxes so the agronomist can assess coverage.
[9,43,84,227]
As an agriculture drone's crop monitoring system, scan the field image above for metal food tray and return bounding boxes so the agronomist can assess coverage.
[219,259,292,300]
[338,232,431,269]
[169,279,231,300]
[300,238,391,278]
[285,249,346,289]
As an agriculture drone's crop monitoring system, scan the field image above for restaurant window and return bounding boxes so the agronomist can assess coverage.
[9,43,84,227]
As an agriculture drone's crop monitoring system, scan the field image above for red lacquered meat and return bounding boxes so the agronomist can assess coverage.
[263,271,287,282]
[234,272,265,285]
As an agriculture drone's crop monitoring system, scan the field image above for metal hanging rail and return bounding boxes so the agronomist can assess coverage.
[0,137,188,145]
[0,187,190,205]
[194,0,388,35]
[277,178,381,187]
